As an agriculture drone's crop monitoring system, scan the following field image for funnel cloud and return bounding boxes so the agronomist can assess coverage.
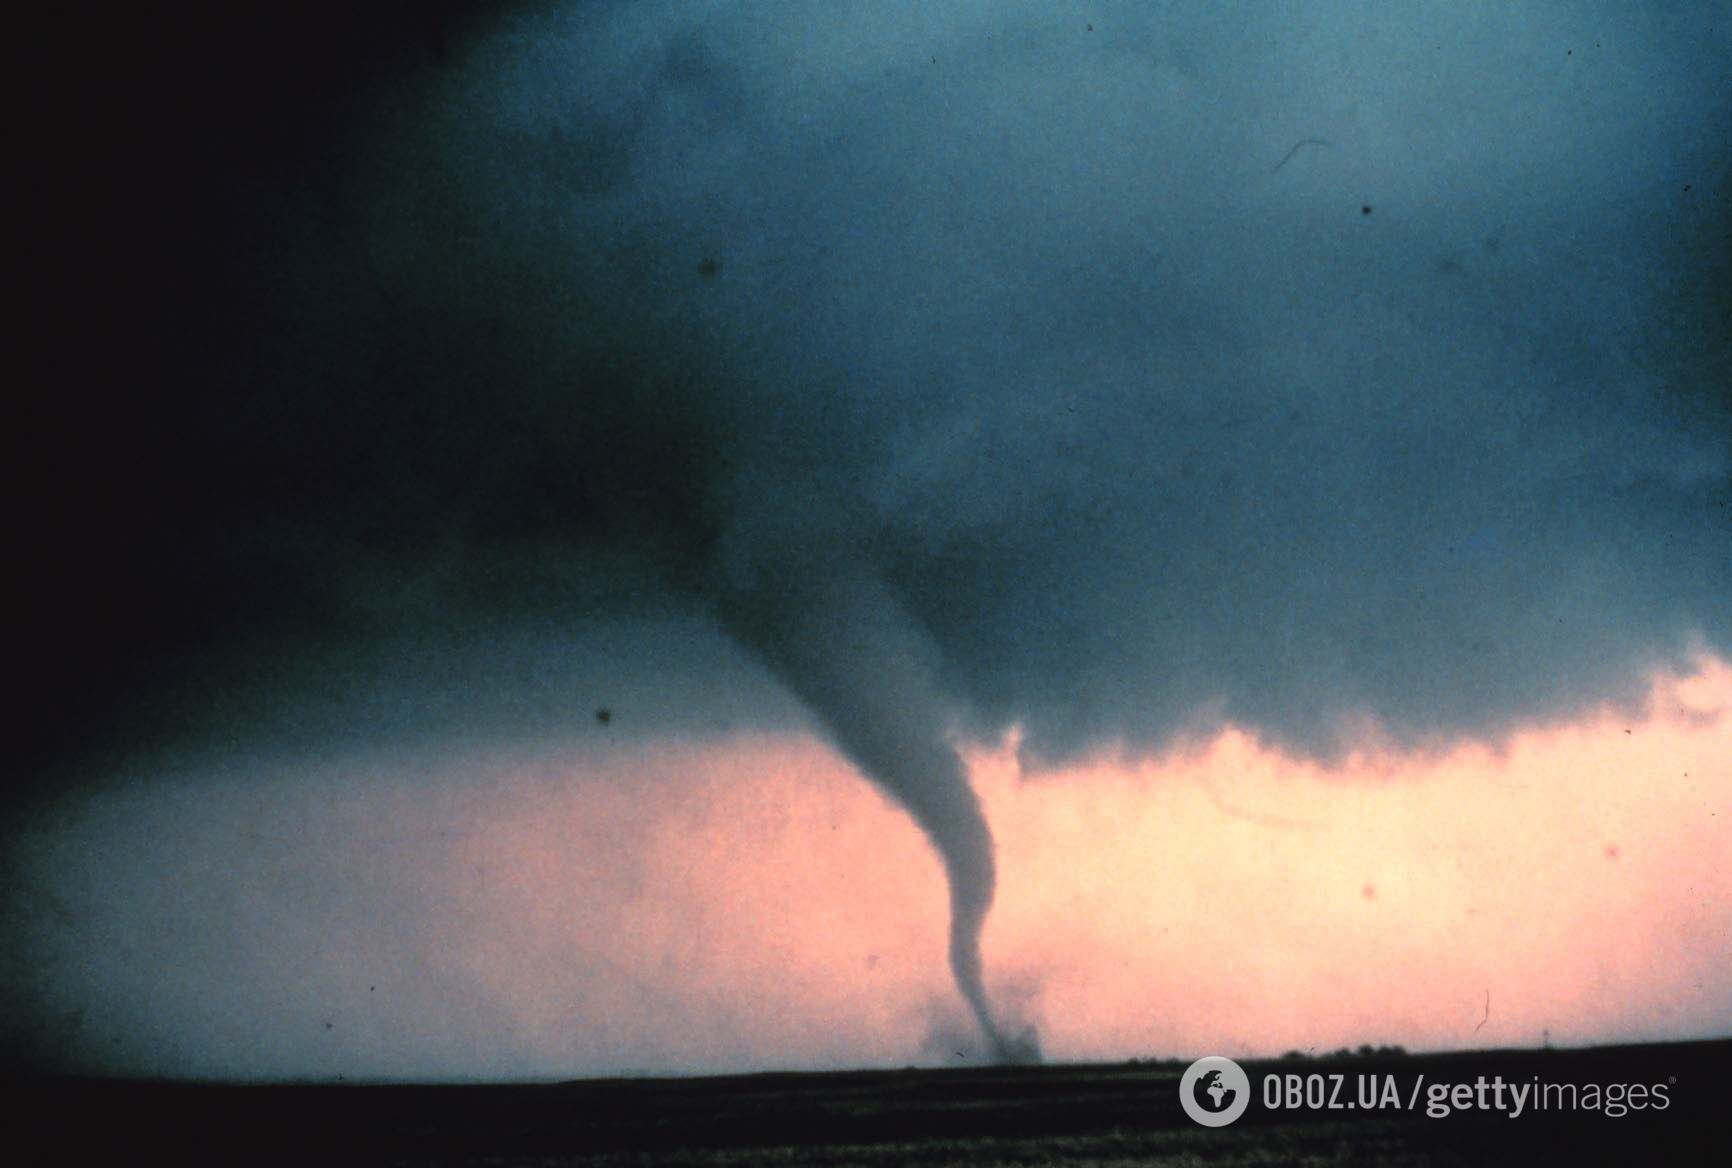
[717,567,1036,1061]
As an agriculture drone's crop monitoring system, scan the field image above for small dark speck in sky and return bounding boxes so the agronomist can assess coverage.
[596,707,612,724]
[697,256,721,279]
[1361,204,1373,215]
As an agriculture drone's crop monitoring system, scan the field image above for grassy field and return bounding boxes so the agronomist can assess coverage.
[16,1038,1728,1165]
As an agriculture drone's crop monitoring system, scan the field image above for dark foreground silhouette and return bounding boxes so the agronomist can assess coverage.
[15,1038,1729,1166]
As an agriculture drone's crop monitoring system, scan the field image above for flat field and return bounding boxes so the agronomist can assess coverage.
[16,1039,1728,1166]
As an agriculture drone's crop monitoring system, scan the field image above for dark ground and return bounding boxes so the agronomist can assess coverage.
[13,1038,1729,1166]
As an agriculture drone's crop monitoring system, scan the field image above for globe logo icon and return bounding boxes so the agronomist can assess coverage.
[1179,1056,1251,1126]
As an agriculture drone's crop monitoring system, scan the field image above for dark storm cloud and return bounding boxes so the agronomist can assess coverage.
[14,0,1729,1072]
[182,0,1727,764]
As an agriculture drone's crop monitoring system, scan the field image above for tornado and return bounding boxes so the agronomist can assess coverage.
[716,565,1036,1063]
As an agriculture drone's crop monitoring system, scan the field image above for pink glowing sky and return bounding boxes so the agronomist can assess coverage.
[22,656,1729,1079]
